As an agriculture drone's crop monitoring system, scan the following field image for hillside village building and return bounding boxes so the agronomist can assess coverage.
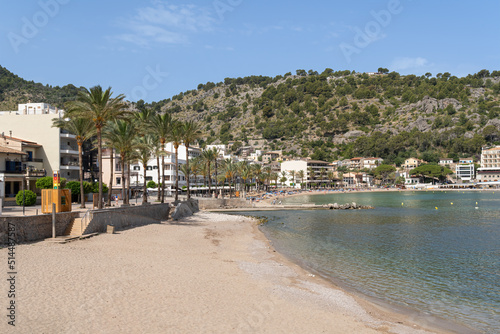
[477,146,500,182]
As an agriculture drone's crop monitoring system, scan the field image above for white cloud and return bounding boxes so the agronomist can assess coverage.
[112,2,215,47]
[390,57,430,71]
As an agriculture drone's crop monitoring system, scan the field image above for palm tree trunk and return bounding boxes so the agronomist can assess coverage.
[175,146,179,201]
[142,163,148,205]
[121,155,126,205]
[207,162,211,194]
[97,127,103,209]
[185,145,191,200]
[108,149,114,207]
[157,155,161,202]
[214,159,218,195]
[78,142,85,209]
[125,160,130,205]
[161,153,165,203]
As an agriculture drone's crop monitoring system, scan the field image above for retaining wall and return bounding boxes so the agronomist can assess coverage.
[83,204,171,234]
[198,198,252,210]
[0,212,80,244]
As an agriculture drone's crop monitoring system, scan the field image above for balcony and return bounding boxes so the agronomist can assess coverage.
[60,132,77,139]
[60,145,79,155]
[60,161,80,170]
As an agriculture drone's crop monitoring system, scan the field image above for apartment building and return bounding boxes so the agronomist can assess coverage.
[0,103,80,181]
[0,135,47,202]
[477,146,500,182]
[102,143,203,195]
[281,159,332,188]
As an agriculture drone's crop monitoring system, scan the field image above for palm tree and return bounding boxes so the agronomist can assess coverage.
[103,119,137,205]
[289,170,296,188]
[65,86,127,209]
[237,161,251,198]
[181,121,202,200]
[149,113,173,203]
[280,171,287,188]
[307,167,315,189]
[134,134,156,205]
[222,158,238,198]
[189,157,202,194]
[52,117,96,208]
[297,170,305,189]
[251,164,262,191]
[170,121,183,201]
[327,171,335,188]
[263,166,271,191]
[319,168,327,188]
[179,164,191,194]
[202,149,215,193]
[271,172,279,189]
[211,148,220,195]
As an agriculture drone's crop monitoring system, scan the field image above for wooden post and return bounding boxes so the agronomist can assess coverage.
[52,203,56,239]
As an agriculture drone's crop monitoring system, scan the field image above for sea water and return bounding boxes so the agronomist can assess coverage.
[235,191,500,333]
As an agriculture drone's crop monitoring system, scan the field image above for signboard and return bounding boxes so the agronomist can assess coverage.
[53,171,60,189]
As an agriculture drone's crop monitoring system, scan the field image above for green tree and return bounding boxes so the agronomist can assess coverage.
[181,120,203,199]
[65,86,127,209]
[373,164,396,184]
[149,113,173,203]
[134,134,156,205]
[52,117,96,208]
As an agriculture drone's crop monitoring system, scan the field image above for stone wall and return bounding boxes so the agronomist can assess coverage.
[198,198,252,210]
[0,212,80,244]
[83,204,171,234]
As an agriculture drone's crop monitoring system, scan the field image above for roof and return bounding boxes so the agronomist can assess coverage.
[0,146,27,155]
[307,160,330,164]
[0,135,39,146]
[483,147,500,152]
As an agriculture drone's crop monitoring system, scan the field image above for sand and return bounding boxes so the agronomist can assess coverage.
[1,212,443,334]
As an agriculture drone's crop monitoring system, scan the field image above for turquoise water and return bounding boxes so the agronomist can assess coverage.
[236,191,500,333]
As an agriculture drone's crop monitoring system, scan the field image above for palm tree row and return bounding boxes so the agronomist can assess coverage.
[55,85,202,208]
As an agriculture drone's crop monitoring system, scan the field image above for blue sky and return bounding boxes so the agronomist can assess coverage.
[0,0,499,102]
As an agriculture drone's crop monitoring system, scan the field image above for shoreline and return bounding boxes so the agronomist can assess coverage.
[254,223,476,334]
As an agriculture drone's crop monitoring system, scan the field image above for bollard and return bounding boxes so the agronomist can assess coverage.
[52,203,56,239]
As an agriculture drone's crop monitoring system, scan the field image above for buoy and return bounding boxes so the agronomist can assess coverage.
[475,207,479,210]
[435,207,438,210]
[476,202,478,205]
[451,202,453,205]
[401,202,404,206]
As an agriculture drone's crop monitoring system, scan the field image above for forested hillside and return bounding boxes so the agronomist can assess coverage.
[2,65,500,165]
[0,66,81,110]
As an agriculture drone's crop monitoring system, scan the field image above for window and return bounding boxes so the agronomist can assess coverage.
[145,176,153,181]
[153,166,158,170]
[116,177,121,185]
[133,166,140,171]
[147,166,153,170]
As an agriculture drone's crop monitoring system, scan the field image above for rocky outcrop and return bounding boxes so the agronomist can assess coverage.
[322,202,374,210]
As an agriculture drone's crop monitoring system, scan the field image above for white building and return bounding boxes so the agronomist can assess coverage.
[0,103,80,181]
[361,157,383,170]
[102,143,203,195]
[280,159,332,188]
[455,164,475,182]
[0,135,47,203]
[477,146,500,182]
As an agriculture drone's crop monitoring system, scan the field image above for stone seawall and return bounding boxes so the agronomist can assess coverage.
[83,204,171,234]
[198,198,252,210]
[0,212,80,244]
[0,203,172,244]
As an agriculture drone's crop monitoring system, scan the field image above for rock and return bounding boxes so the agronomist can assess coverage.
[333,203,339,209]
[352,202,357,209]
[171,202,193,220]
[344,130,365,139]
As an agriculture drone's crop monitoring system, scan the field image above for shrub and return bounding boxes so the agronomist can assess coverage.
[35,176,67,189]
[16,190,37,206]
[91,182,108,193]
[146,180,157,188]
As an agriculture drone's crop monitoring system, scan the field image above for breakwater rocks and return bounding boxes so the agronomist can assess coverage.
[322,202,374,210]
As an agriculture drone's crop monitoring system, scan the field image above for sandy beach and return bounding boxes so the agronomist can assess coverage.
[1,211,444,334]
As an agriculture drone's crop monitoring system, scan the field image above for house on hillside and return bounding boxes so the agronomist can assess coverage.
[402,158,425,170]
[477,146,500,183]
